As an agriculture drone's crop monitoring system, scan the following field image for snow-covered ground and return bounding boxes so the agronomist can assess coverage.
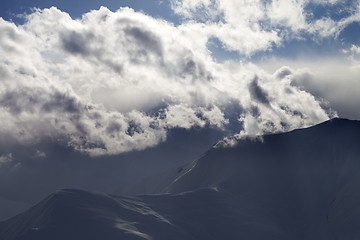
[1,118,359,239]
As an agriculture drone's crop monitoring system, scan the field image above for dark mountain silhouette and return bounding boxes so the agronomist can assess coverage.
[1,118,359,239]
[0,127,227,221]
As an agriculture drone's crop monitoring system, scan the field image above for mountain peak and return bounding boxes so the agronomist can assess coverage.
[1,118,360,240]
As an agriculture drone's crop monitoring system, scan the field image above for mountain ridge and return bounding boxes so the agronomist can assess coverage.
[1,118,360,240]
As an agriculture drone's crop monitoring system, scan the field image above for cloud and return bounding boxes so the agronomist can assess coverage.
[60,30,95,56]
[248,76,270,105]
[0,153,13,167]
[343,44,360,64]
[349,45,360,55]
[0,6,338,156]
[33,150,46,158]
[256,52,360,120]
[266,0,307,31]
[171,0,360,54]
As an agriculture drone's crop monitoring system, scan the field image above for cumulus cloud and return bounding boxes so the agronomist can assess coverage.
[171,0,360,54]
[258,55,360,120]
[0,5,341,156]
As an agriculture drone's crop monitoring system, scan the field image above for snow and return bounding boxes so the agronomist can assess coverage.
[1,118,360,240]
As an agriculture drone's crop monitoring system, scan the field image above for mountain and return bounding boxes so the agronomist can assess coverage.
[1,118,360,240]
[0,189,198,240]
[0,127,227,221]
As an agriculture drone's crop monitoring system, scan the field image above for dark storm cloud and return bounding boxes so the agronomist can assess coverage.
[60,30,94,56]
[42,91,82,114]
[180,57,209,81]
[249,76,270,105]
[60,28,123,73]
[126,120,144,136]
[0,87,91,141]
[183,59,196,75]
[0,88,82,115]
[250,105,261,118]
[106,121,122,134]
[0,90,37,115]
[124,26,163,57]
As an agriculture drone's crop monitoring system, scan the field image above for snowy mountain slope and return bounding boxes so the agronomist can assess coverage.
[0,198,30,225]
[161,118,360,239]
[0,188,300,240]
[0,127,226,221]
[0,189,195,240]
[0,118,359,240]
[166,118,360,194]
[133,118,360,239]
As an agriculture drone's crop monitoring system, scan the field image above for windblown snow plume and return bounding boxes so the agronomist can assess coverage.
[1,2,352,155]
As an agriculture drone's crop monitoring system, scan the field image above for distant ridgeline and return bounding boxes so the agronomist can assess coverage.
[1,118,360,240]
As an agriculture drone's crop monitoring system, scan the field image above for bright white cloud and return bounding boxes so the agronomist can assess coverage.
[266,0,307,31]
[350,45,360,55]
[0,5,344,156]
[258,56,360,120]
[171,0,360,54]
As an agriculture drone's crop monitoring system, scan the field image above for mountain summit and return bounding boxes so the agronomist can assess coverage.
[1,118,360,240]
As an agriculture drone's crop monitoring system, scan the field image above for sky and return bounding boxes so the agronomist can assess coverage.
[0,0,359,220]
[0,0,360,154]
[0,0,359,156]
